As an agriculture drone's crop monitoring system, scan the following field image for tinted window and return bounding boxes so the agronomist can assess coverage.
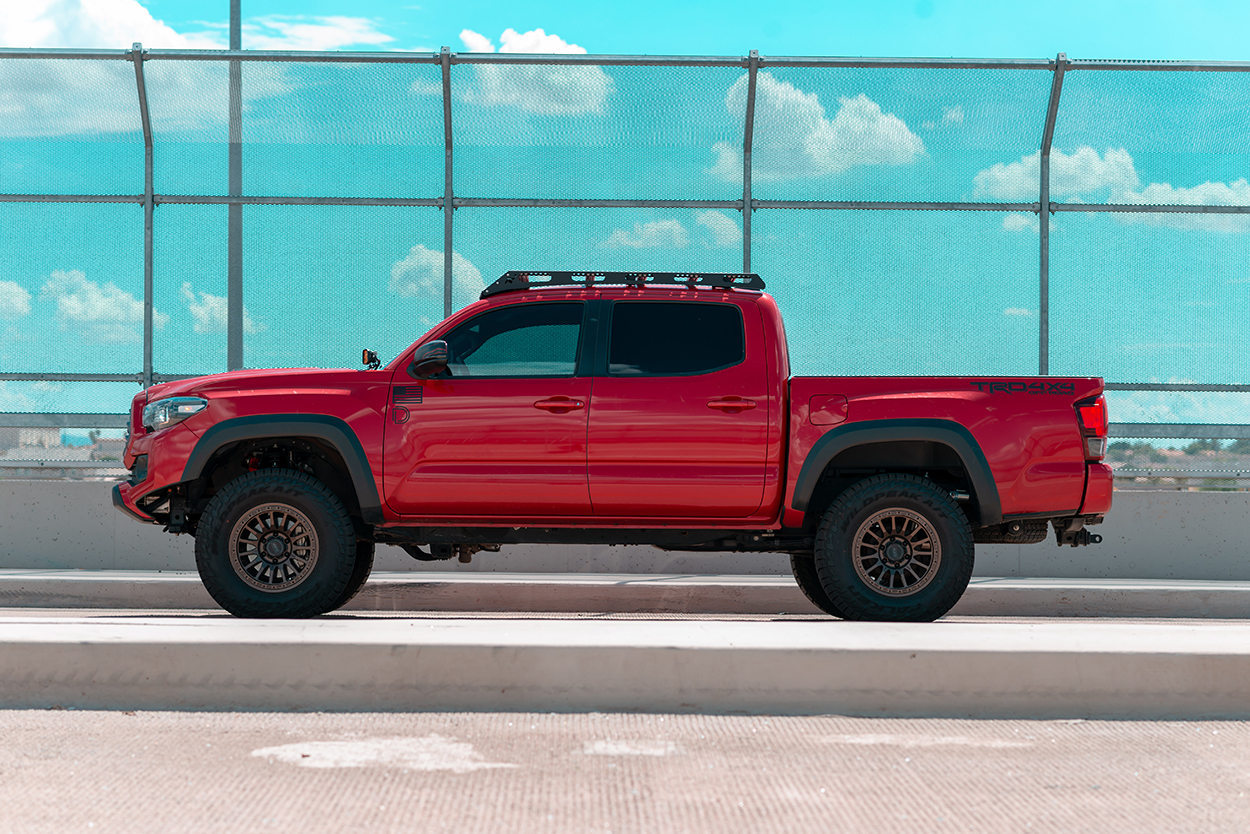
[609,302,745,376]
[442,302,583,377]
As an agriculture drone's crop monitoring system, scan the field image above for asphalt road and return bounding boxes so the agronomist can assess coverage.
[2,709,1247,834]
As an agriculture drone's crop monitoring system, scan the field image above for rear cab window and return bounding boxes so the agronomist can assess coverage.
[607,301,745,377]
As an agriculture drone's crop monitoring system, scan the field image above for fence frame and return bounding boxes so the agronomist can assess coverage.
[1,45,1250,439]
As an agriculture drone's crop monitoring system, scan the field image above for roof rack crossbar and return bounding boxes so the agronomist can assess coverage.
[481,271,764,299]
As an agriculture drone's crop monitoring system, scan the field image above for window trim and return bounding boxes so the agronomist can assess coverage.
[600,299,747,379]
[418,300,590,380]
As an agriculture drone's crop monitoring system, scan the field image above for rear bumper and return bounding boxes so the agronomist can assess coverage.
[1080,462,1114,516]
[112,482,157,525]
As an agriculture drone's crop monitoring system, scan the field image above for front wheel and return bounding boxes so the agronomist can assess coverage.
[195,469,358,618]
[814,474,974,622]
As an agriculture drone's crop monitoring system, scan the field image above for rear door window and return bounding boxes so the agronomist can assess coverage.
[608,301,745,376]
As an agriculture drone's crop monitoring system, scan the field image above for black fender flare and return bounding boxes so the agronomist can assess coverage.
[181,414,383,523]
[790,418,1002,526]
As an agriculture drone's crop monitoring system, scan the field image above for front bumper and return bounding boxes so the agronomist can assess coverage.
[112,482,157,524]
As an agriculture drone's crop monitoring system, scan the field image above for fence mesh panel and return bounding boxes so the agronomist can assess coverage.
[0,58,143,195]
[753,209,1039,376]
[452,65,744,199]
[240,205,445,370]
[750,68,1052,203]
[0,202,143,374]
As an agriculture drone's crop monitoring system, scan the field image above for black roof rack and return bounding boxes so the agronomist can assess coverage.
[480,271,765,299]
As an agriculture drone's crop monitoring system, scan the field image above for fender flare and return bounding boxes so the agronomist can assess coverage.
[181,414,383,523]
[790,418,1002,526]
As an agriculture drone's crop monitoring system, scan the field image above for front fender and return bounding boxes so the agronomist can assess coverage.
[181,414,383,523]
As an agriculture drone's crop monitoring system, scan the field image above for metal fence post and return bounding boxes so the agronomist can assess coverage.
[441,46,454,319]
[1038,52,1067,376]
[131,44,155,389]
[227,0,244,370]
[742,50,759,273]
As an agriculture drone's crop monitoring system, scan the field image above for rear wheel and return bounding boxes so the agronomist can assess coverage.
[195,469,356,618]
[814,474,974,622]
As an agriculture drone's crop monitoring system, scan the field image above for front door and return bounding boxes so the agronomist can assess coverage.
[587,297,770,518]
[384,300,593,517]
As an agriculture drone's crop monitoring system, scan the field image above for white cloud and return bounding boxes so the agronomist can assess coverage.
[977,146,1250,232]
[694,210,742,247]
[1118,179,1250,232]
[179,283,262,335]
[600,219,689,249]
[1001,213,1039,233]
[1003,307,1034,317]
[0,281,32,320]
[0,0,221,49]
[973,147,1139,201]
[240,16,394,51]
[457,28,614,115]
[1,2,396,51]
[711,73,925,182]
[0,4,396,138]
[942,105,964,124]
[39,269,167,343]
[390,245,484,308]
[410,78,443,96]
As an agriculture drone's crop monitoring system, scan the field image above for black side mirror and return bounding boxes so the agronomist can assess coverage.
[410,340,449,378]
[362,349,380,370]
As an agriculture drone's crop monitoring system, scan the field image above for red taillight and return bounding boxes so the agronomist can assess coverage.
[1076,395,1108,459]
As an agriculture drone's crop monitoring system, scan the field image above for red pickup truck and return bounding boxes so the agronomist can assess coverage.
[114,271,1112,621]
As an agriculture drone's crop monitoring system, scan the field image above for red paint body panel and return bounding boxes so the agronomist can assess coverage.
[114,286,1110,535]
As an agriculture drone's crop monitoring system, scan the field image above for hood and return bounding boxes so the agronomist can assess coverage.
[144,367,379,402]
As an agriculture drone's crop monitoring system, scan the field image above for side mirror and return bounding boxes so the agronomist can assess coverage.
[362,348,380,370]
[410,340,449,378]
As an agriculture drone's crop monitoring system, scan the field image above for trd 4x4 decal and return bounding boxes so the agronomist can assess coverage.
[969,381,1076,395]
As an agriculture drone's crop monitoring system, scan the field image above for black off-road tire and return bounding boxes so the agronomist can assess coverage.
[326,540,375,613]
[195,469,357,618]
[814,474,974,622]
[789,552,851,619]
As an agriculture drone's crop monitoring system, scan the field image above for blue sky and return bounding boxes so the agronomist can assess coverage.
[144,0,1250,60]
[2,0,1250,427]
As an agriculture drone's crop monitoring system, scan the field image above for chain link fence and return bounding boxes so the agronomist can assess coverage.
[2,46,1250,482]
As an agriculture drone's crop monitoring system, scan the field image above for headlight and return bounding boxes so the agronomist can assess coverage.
[142,397,208,432]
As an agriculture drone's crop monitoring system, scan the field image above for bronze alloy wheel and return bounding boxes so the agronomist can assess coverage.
[850,508,942,597]
[228,502,321,592]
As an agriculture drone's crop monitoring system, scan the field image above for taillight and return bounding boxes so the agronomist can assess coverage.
[1076,395,1108,459]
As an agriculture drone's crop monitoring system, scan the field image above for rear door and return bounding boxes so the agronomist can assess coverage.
[384,299,593,517]
[586,294,769,517]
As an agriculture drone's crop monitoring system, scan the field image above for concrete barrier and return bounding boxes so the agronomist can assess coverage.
[3,613,1250,717]
[1,480,1247,579]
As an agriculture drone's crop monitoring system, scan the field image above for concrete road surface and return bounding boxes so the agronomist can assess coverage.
[1,710,1248,834]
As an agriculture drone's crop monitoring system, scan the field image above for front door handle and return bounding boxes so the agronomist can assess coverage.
[535,397,586,413]
[707,397,757,413]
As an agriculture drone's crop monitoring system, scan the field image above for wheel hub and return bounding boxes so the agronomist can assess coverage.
[263,536,288,560]
[882,539,910,567]
[851,508,942,598]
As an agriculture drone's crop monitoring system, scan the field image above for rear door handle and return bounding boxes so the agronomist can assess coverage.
[535,397,586,413]
[707,397,757,412]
